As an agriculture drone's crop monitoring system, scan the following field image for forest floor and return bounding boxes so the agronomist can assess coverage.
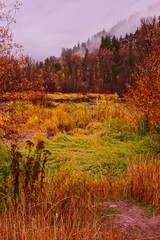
[94,201,160,239]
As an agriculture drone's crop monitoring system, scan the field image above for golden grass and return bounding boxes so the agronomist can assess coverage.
[2,91,121,104]
[0,99,140,141]
[0,210,121,240]
[0,173,123,240]
[124,159,160,207]
[0,159,160,239]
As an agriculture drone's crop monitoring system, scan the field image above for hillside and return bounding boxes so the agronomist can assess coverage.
[70,2,160,55]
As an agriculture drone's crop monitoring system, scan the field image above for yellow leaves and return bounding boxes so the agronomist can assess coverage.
[126,48,160,124]
[0,54,46,97]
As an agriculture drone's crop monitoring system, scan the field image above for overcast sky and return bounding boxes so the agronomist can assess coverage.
[5,0,160,61]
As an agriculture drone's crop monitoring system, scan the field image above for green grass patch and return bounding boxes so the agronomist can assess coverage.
[40,121,160,177]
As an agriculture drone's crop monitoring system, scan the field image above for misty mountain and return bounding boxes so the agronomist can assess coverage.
[71,2,160,54]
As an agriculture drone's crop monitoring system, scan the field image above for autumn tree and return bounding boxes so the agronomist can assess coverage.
[0,1,46,99]
[0,1,22,96]
[39,57,61,92]
[126,22,160,125]
[0,1,22,56]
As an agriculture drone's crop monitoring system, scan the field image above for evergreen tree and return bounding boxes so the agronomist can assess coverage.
[128,43,134,70]
[82,48,88,82]
[112,36,120,51]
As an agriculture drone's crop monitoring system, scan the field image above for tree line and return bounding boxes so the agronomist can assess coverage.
[0,1,160,113]
[35,17,159,96]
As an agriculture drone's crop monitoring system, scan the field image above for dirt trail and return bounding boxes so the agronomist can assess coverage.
[94,201,160,240]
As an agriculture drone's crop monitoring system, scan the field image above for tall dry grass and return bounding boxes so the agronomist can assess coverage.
[0,159,160,239]
[0,99,142,140]
[0,173,123,240]
[124,159,160,207]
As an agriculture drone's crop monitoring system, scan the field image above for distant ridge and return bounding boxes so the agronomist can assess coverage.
[68,2,160,55]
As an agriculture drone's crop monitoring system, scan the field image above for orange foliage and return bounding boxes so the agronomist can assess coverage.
[126,24,160,124]
[0,2,45,97]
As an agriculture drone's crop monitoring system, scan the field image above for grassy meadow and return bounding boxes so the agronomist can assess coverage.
[0,93,159,239]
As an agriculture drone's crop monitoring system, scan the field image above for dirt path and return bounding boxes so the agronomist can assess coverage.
[94,201,160,239]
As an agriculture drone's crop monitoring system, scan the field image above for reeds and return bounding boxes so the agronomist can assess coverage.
[0,158,160,239]
[0,172,124,240]
[124,159,160,207]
